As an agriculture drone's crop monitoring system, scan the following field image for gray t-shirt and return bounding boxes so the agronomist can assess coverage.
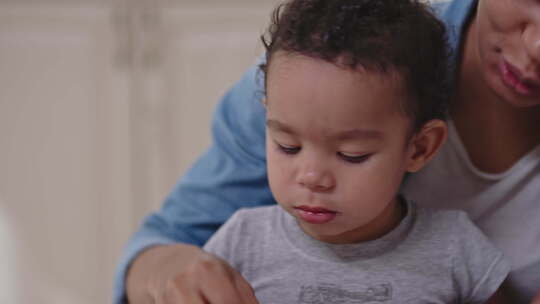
[204,201,509,304]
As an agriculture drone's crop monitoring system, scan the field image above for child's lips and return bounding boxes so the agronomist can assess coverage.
[294,205,337,224]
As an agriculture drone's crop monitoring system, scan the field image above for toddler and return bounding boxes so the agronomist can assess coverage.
[204,0,509,303]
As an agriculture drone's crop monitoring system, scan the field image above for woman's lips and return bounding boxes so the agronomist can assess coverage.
[499,60,540,96]
[294,205,337,224]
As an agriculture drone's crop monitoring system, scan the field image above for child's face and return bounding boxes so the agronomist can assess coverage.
[265,53,417,244]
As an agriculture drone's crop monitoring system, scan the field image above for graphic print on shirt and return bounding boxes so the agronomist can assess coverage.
[298,283,392,303]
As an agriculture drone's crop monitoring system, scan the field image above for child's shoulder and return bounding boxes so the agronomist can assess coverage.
[412,203,483,244]
[416,204,468,223]
[227,205,282,230]
[204,205,282,254]
[232,204,281,220]
[234,204,280,216]
[412,203,499,253]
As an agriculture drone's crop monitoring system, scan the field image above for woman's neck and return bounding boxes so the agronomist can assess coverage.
[450,17,540,173]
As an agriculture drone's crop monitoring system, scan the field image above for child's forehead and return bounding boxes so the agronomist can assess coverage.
[266,52,414,128]
[271,51,403,78]
[269,55,409,109]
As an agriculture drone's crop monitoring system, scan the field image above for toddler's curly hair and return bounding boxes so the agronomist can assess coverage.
[260,0,451,130]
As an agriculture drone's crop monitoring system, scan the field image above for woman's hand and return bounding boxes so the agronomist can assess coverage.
[126,244,259,304]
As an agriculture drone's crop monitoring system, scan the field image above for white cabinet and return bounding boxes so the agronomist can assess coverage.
[0,0,279,302]
[0,3,130,303]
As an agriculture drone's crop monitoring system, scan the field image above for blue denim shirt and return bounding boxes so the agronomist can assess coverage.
[113,1,477,303]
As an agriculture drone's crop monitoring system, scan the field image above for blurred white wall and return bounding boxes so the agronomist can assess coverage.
[0,0,280,302]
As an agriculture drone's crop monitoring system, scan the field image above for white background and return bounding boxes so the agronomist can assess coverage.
[0,0,280,302]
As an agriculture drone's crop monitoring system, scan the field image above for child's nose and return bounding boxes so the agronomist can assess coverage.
[296,167,335,192]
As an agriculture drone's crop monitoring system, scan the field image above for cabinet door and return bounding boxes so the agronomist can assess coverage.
[0,2,131,303]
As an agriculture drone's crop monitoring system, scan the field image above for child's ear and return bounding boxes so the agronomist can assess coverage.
[406,119,448,173]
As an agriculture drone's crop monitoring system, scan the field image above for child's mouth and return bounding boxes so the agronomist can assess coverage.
[294,205,337,224]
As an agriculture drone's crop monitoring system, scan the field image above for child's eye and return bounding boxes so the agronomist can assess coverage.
[276,143,300,154]
[338,152,371,164]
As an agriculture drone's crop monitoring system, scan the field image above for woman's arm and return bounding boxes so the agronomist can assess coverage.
[115,63,270,304]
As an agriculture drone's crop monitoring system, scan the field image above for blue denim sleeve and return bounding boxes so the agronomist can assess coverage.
[113,63,276,304]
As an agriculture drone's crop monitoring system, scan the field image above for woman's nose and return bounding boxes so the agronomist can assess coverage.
[296,166,335,192]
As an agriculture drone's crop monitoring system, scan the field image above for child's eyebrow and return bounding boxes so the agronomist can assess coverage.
[266,119,382,140]
[333,129,383,141]
[266,119,296,135]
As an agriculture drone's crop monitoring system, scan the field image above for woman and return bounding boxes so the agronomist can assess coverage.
[116,0,540,303]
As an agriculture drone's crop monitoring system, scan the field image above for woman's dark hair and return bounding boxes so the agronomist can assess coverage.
[260,0,451,131]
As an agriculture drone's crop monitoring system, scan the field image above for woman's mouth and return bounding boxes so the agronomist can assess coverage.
[499,60,540,96]
[294,205,337,224]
